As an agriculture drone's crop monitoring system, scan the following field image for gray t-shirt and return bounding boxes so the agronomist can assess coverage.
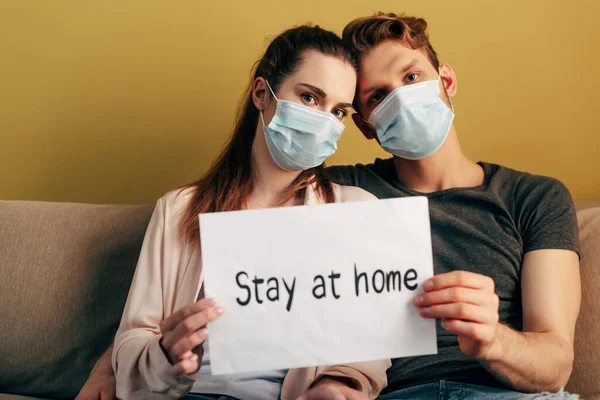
[326,158,579,393]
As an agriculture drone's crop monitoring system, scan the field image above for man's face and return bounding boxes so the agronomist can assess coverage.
[355,40,444,120]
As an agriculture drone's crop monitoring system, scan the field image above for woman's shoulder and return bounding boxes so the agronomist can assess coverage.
[160,186,196,205]
[331,183,378,203]
[155,186,197,222]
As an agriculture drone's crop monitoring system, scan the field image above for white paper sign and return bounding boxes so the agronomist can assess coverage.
[200,196,437,375]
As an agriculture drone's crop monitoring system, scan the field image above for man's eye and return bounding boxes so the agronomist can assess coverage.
[371,92,384,104]
[406,73,419,83]
[302,93,316,104]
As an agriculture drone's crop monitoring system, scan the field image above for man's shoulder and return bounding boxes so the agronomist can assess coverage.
[326,158,394,186]
[482,162,573,218]
[325,161,373,182]
[483,162,569,196]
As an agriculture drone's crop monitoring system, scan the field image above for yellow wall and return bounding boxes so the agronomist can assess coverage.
[1,0,599,204]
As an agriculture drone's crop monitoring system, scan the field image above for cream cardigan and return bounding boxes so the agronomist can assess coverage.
[112,184,390,399]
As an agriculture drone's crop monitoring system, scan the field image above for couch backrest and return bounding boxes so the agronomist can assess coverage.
[0,200,598,398]
[566,206,600,398]
[0,201,153,398]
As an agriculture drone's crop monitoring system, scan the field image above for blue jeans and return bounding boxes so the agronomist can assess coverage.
[180,381,579,400]
[378,381,579,399]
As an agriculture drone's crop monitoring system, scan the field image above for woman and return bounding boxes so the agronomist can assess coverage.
[111,25,390,400]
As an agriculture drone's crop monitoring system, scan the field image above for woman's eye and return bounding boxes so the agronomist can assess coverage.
[333,109,347,119]
[406,73,419,83]
[301,93,317,105]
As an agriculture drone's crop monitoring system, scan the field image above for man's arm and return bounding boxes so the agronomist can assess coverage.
[415,249,580,393]
[480,249,580,392]
[75,344,116,400]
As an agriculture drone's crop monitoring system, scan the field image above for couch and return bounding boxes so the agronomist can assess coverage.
[1,200,599,399]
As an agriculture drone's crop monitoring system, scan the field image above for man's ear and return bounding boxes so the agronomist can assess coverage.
[352,113,377,140]
[439,63,457,98]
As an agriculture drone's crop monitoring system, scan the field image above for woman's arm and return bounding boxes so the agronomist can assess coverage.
[111,198,195,399]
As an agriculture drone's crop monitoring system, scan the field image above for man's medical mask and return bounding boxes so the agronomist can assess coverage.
[368,73,455,160]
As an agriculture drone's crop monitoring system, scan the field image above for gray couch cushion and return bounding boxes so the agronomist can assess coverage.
[566,206,600,399]
[0,395,50,400]
[0,201,153,398]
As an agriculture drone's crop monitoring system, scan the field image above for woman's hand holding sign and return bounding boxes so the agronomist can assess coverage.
[159,297,224,374]
[414,270,500,360]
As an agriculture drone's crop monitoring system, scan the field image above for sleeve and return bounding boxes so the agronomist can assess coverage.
[281,360,391,400]
[325,165,361,187]
[516,176,580,255]
[111,198,195,399]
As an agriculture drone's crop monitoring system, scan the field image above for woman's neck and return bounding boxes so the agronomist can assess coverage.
[247,125,302,209]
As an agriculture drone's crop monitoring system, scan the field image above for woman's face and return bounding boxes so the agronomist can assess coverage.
[256,50,357,126]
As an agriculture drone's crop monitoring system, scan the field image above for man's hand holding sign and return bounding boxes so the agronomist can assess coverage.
[199,196,438,375]
[414,271,500,360]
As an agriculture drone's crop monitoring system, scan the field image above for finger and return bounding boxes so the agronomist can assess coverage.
[423,271,495,292]
[100,390,115,400]
[160,298,216,333]
[162,306,223,349]
[414,287,493,307]
[419,303,495,324]
[180,350,194,360]
[192,344,204,358]
[74,391,96,400]
[441,319,495,342]
[170,328,208,359]
[172,353,200,375]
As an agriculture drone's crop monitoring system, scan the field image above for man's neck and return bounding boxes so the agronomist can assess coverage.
[393,127,484,193]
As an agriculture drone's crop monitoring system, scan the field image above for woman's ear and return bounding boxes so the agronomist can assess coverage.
[252,77,269,110]
[352,113,377,140]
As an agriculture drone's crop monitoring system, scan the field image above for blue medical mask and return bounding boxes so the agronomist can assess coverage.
[368,74,455,160]
[260,81,345,171]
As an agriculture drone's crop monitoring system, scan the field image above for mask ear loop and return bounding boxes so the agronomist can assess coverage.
[438,69,454,113]
[260,79,279,128]
[260,109,267,128]
[265,80,279,102]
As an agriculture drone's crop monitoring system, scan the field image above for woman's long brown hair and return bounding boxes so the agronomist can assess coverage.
[179,25,357,244]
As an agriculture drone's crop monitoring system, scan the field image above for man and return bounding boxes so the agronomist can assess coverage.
[77,12,581,400]
[324,12,580,399]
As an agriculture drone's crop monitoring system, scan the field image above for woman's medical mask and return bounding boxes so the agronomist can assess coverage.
[368,73,455,160]
[261,81,345,171]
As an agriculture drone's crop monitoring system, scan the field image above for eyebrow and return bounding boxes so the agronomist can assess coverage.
[297,83,326,98]
[297,83,353,109]
[359,58,419,97]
